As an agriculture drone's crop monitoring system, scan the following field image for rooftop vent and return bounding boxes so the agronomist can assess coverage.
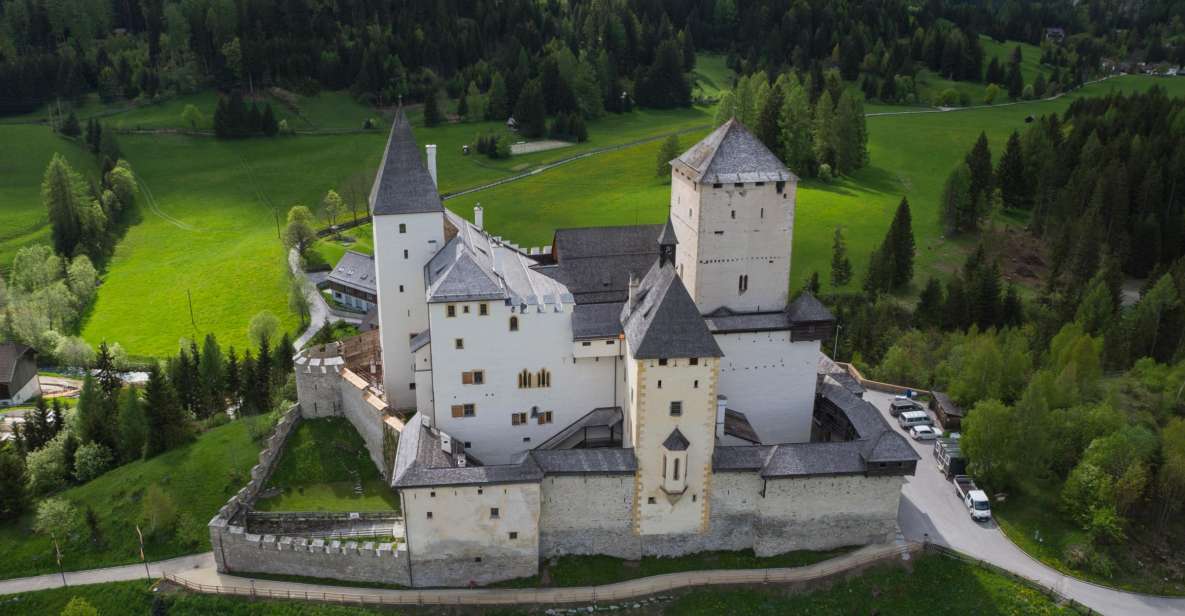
[440,433,452,454]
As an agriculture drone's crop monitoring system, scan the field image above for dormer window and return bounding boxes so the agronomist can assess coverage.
[661,428,689,496]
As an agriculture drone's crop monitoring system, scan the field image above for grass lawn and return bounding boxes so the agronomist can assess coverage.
[0,416,267,580]
[692,53,733,99]
[308,224,376,270]
[994,479,1185,596]
[497,546,855,588]
[254,417,399,513]
[0,125,98,273]
[0,553,1077,615]
[78,131,388,357]
[915,37,1050,106]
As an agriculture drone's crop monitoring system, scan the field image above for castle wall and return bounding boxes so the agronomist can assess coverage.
[539,474,639,559]
[715,333,819,445]
[754,474,905,555]
[402,482,541,586]
[427,299,620,465]
[211,524,410,585]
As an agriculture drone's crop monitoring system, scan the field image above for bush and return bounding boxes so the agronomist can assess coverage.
[72,442,114,483]
[176,512,208,549]
[26,434,70,495]
[60,597,99,616]
[818,163,834,183]
[938,88,960,107]
[203,412,231,431]
[139,485,179,539]
[34,497,84,543]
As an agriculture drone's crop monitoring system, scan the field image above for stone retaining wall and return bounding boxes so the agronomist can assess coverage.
[212,524,410,585]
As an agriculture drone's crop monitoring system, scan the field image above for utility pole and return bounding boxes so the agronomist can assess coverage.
[274,209,281,240]
[51,533,66,588]
[136,525,150,581]
[187,289,197,332]
[832,323,842,360]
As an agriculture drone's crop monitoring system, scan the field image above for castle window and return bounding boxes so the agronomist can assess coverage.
[663,455,668,477]
[455,338,464,349]
[674,458,680,481]
[479,303,489,316]
[537,411,553,425]
[462,370,484,385]
[734,182,743,187]
[464,404,476,417]
[776,181,785,193]
[509,316,519,331]
[509,532,518,540]
[756,182,765,186]
[427,512,433,519]
[760,208,764,218]
[730,210,735,219]
[670,401,683,416]
[430,491,436,497]
[693,380,699,389]
[490,507,500,519]
[738,275,749,294]
[582,341,592,347]
[518,369,531,388]
[399,223,407,233]
[463,305,470,314]
[712,183,722,189]
[399,285,404,292]
[657,380,662,389]
[447,305,456,317]
[606,340,614,345]
[403,249,409,259]
[536,369,551,387]
[523,436,531,443]
[714,230,724,235]
[658,358,668,366]
[689,358,698,366]
[648,497,657,504]
[511,412,527,425]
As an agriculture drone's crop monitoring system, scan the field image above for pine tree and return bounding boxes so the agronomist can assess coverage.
[1006,62,1023,99]
[117,388,147,462]
[225,346,240,405]
[830,226,852,288]
[834,90,867,174]
[143,366,189,457]
[0,444,26,521]
[487,72,509,120]
[862,247,893,295]
[916,277,944,328]
[261,104,279,137]
[198,333,224,418]
[423,90,442,127]
[756,82,783,153]
[778,76,814,176]
[812,90,837,170]
[966,132,993,210]
[61,111,81,137]
[940,163,974,234]
[75,376,111,448]
[656,135,680,178]
[804,272,821,295]
[886,197,915,288]
[85,118,101,152]
[513,79,547,138]
[41,154,86,256]
[275,332,294,375]
[61,433,78,481]
[996,131,1027,210]
[94,342,122,400]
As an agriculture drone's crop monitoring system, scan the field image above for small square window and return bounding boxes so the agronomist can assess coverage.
[582,341,592,347]
[647,497,656,504]
[479,303,488,316]
[670,401,683,416]
[399,223,407,233]
[657,380,663,389]
[712,183,722,189]
[427,512,433,519]
[473,370,484,384]
[606,340,614,345]
[446,305,456,317]
[463,404,475,417]
[509,532,518,540]
[430,491,436,497]
[399,285,405,292]
[455,338,464,349]
[474,557,482,563]
[409,382,416,390]
[403,249,409,259]
[464,441,472,448]
[658,358,668,366]
[689,358,698,366]
[734,182,743,187]
[522,436,531,443]
[477,488,483,495]
[490,507,500,519]
[463,305,470,314]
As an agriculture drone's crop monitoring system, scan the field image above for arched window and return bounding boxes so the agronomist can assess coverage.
[673,458,680,481]
[536,368,551,388]
[509,316,519,331]
[518,369,532,389]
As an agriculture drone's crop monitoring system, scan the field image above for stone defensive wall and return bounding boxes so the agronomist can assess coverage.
[208,399,410,585]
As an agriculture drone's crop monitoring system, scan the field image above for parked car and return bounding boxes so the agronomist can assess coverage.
[934,438,967,477]
[953,475,992,521]
[890,399,921,417]
[909,425,939,441]
[897,410,934,430]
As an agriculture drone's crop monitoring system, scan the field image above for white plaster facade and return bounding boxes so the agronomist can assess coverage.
[373,211,443,410]
[714,332,819,445]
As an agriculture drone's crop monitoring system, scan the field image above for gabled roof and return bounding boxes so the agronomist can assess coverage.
[620,261,722,359]
[327,251,376,294]
[657,218,678,246]
[662,428,690,451]
[0,343,34,385]
[426,245,505,302]
[786,292,834,322]
[369,109,444,217]
[672,118,794,184]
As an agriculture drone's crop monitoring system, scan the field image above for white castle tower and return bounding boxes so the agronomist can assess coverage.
[668,118,797,314]
[370,111,445,410]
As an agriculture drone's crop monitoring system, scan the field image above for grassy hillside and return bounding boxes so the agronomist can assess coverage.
[0,417,266,580]
[0,553,1077,614]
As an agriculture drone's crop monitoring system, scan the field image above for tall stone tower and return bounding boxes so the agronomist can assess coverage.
[371,110,445,410]
[668,118,797,314]
[621,240,724,536]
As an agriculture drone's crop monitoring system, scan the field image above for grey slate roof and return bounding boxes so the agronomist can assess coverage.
[572,302,625,339]
[787,292,834,323]
[409,329,431,353]
[426,246,505,302]
[392,414,544,488]
[931,391,965,418]
[327,251,377,294]
[530,448,636,474]
[704,309,793,334]
[673,118,795,184]
[711,445,773,471]
[534,225,662,304]
[760,441,868,477]
[370,109,444,216]
[662,428,690,451]
[820,383,919,467]
[534,406,622,451]
[657,218,678,246]
[620,261,722,359]
[724,409,760,443]
[0,343,33,384]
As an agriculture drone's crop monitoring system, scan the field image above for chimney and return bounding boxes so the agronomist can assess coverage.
[627,273,640,310]
[474,204,484,230]
[426,144,438,188]
[715,395,728,441]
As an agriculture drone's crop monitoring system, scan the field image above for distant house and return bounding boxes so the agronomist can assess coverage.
[0,343,40,407]
[1044,27,1066,43]
[325,251,377,312]
[929,391,965,430]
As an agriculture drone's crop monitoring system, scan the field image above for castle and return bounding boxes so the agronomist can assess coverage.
[211,111,918,588]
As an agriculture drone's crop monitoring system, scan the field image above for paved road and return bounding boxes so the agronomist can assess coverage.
[862,390,1185,616]
[0,553,213,595]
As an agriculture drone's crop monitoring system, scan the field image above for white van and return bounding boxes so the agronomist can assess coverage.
[897,410,934,430]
